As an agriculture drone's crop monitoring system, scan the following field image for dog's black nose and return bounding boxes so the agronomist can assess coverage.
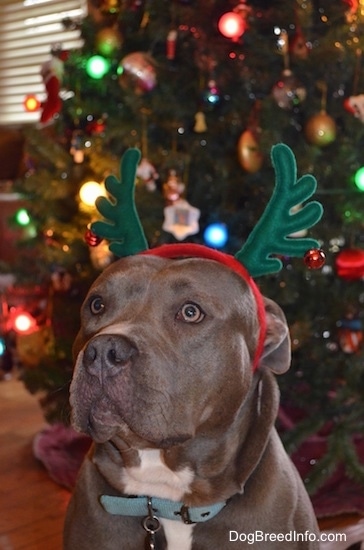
[83,334,137,380]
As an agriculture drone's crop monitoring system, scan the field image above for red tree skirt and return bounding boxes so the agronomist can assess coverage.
[290,436,364,518]
[33,423,92,490]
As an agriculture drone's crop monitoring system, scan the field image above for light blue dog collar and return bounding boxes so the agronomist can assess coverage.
[100,494,227,524]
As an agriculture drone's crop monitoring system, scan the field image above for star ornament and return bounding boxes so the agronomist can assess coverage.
[163,199,201,241]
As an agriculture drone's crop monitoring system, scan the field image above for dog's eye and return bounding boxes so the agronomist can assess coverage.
[177,303,205,323]
[89,296,105,315]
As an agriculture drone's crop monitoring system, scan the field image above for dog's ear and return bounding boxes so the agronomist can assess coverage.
[259,297,291,374]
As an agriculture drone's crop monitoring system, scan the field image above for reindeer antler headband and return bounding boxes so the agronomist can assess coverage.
[89,143,324,370]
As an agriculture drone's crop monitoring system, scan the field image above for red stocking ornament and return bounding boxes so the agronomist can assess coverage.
[39,55,65,127]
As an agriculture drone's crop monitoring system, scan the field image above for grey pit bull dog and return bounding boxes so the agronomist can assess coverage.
[63,250,320,550]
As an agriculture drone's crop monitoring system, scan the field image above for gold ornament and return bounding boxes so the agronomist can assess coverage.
[304,110,337,147]
[96,27,122,57]
[100,0,120,15]
[88,0,119,24]
[194,111,207,133]
[237,129,263,173]
[305,81,336,147]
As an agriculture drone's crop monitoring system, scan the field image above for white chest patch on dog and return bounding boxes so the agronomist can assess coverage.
[121,449,194,501]
[160,518,194,550]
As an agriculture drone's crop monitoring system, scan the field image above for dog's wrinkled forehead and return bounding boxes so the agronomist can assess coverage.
[100,254,248,296]
[87,254,252,308]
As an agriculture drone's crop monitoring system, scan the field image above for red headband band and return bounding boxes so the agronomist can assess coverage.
[141,243,266,371]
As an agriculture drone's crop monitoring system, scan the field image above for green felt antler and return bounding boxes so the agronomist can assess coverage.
[90,148,148,257]
[235,143,323,277]
[90,144,323,277]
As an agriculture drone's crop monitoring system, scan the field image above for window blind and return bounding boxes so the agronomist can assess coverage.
[0,0,87,126]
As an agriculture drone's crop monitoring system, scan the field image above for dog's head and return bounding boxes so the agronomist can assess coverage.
[70,252,290,449]
[70,144,324,450]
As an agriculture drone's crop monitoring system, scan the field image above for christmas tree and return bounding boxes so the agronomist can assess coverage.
[3,0,364,502]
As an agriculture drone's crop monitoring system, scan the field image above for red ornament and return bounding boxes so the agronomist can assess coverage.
[344,0,359,15]
[337,317,363,354]
[118,52,157,95]
[343,97,356,115]
[166,29,177,60]
[343,95,364,122]
[335,248,364,280]
[85,227,102,247]
[86,117,107,135]
[162,169,185,205]
[304,248,326,269]
[290,26,309,60]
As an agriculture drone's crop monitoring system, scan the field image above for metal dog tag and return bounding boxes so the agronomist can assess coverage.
[143,516,160,549]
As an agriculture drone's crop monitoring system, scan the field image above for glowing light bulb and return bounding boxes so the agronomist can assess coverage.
[203,223,228,248]
[218,12,246,39]
[24,94,41,112]
[79,181,105,206]
[14,312,37,333]
[15,208,31,226]
[0,337,6,356]
[354,166,364,191]
[85,55,110,79]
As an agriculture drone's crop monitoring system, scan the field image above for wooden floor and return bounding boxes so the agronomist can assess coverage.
[1,373,363,550]
[0,374,70,550]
